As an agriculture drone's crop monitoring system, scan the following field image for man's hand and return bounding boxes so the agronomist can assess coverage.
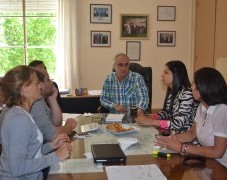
[114,104,126,113]
[48,85,58,102]
[65,118,77,131]
[137,108,144,116]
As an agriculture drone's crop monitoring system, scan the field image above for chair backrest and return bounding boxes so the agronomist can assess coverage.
[129,63,152,112]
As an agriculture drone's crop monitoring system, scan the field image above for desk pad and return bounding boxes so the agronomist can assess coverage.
[84,124,159,156]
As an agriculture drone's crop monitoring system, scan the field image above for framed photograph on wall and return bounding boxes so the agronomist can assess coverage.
[91,31,111,47]
[157,6,176,21]
[157,31,176,47]
[126,41,141,61]
[120,14,149,39]
[90,4,112,24]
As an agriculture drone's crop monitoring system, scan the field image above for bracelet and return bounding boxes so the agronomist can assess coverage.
[180,143,184,153]
[155,120,159,127]
[151,119,159,127]
[183,144,187,155]
[180,144,188,155]
[150,118,153,126]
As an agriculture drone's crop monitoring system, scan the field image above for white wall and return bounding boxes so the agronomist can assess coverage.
[77,0,195,109]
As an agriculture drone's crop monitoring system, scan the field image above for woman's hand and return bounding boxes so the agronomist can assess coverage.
[137,114,159,127]
[50,134,70,150]
[156,133,182,153]
[55,142,72,161]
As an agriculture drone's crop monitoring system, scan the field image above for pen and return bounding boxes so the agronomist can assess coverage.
[152,150,171,158]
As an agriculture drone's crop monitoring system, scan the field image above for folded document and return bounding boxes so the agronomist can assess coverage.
[105,114,124,123]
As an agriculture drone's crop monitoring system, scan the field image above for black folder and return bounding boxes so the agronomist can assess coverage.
[91,144,126,163]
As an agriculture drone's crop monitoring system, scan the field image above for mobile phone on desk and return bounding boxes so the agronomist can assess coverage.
[159,132,171,136]
[74,132,91,139]
[155,131,171,139]
[68,130,77,139]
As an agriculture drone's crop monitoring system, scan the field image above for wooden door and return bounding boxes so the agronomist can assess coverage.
[194,0,216,71]
[214,0,227,62]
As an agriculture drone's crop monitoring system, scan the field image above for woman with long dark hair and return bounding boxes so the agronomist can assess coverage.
[137,60,198,133]
[157,67,227,167]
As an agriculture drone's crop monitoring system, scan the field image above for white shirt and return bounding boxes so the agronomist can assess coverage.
[195,103,227,167]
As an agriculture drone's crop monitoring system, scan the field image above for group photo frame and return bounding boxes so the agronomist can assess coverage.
[157,31,176,47]
[90,4,112,24]
[120,14,149,40]
[91,31,111,47]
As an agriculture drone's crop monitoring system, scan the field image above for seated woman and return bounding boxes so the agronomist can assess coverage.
[157,67,227,167]
[137,60,198,133]
[0,65,72,179]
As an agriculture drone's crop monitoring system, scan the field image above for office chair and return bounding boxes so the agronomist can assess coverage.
[98,63,152,113]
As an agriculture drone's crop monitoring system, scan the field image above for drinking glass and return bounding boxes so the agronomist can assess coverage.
[130,106,138,123]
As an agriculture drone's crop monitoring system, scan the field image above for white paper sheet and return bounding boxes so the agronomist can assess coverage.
[63,113,81,120]
[49,159,103,174]
[105,114,124,122]
[88,90,101,96]
[105,164,166,180]
[83,112,93,117]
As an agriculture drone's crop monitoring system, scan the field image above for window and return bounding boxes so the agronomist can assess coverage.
[0,0,57,77]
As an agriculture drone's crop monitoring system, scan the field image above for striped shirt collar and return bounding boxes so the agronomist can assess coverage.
[114,71,132,84]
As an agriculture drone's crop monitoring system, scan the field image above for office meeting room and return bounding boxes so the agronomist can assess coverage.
[0,0,227,179]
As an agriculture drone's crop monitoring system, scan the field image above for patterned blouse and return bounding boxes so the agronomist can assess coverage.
[157,87,198,133]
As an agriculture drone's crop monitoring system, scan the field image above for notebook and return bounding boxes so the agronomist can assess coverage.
[105,114,124,123]
[81,123,99,133]
[91,144,126,163]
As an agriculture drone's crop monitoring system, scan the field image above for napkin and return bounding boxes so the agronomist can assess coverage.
[83,113,93,117]
[117,138,138,151]
[84,152,93,159]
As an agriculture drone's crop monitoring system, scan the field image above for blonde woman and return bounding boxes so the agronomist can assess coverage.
[0,65,72,179]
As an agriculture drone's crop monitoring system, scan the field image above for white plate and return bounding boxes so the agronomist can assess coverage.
[81,123,99,133]
[106,124,139,136]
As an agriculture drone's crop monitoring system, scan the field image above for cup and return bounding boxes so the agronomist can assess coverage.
[130,106,138,123]
[75,88,84,96]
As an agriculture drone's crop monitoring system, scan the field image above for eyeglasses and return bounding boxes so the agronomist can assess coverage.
[116,63,129,68]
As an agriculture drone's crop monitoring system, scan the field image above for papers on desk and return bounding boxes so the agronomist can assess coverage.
[105,164,166,180]
[105,114,124,123]
[88,90,101,96]
[59,89,70,95]
[49,159,103,174]
[63,113,81,120]
[117,137,138,150]
[81,123,99,133]
[62,113,81,126]
[83,112,93,117]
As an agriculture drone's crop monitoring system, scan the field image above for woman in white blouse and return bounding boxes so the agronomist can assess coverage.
[157,67,227,167]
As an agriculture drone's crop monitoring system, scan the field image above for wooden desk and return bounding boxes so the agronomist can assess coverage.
[61,94,101,114]
[48,115,227,180]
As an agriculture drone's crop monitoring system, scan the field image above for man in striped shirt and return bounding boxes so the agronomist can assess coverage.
[100,53,149,115]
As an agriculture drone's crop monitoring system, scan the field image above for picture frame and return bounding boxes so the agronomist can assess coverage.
[120,14,149,39]
[126,41,141,61]
[157,31,176,47]
[157,6,176,21]
[91,31,111,47]
[90,4,112,24]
